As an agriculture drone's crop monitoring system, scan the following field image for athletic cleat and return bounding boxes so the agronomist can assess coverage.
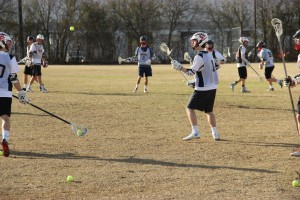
[1,139,10,157]
[144,88,148,93]
[133,87,138,93]
[26,86,33,92]
[241,88,250,93]
[40,85,48,93]
[183,132,200,141]
[290,151,300,156]
[267,88,274,91]
[230,82,236,92]
[212,132,220,141]
[278,80,283,88]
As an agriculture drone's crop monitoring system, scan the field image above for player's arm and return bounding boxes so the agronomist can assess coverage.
[241,48,250,64]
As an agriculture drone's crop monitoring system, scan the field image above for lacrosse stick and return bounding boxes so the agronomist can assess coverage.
[160,43,189,81]
[18,56,29,64]
[271,18,299,135]
[248,64,263,81]
[184,52,192,64]
[118,56,137,64]
[12,95,88,137]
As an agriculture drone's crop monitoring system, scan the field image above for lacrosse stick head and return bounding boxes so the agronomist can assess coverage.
[184,52,192,62]
[160,43,172,55]
[271,18,283,37]
[71,123,88,137]
[118,56,123,64]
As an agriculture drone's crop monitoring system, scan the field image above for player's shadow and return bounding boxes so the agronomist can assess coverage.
[12,151,278,174]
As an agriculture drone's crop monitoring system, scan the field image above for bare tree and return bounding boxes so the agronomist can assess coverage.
[109,0,162,56]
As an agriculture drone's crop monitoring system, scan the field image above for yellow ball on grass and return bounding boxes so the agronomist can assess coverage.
[69,26,75,31]
[67,175,74,182]
[292,179,299,187]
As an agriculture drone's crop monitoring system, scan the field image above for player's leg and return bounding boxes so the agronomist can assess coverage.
[0,98,12,157]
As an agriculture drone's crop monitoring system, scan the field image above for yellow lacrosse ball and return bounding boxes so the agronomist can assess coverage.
[67,175,74,182]
[70,26,75,31]
[0,151,3,156]
[77,129,84,136]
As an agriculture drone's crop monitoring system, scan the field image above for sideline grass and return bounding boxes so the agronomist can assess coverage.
[1,63,300,199]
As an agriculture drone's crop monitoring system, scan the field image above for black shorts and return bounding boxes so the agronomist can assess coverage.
[265,66,274,79]
[138,66,152,77]
[187,89,216,113]
[24,65,32,75]
[298,96,300,114]
[0,97,12,117]
[238,67,247,79]
[31,65,42,76]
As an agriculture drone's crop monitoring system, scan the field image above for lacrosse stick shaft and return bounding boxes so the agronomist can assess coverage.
[12,95,71,125]
[272,18,299,134]
[249,65,262,79]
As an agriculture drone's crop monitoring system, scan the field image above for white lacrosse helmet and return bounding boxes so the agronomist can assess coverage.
[36,34,44,40]
[239,37,249,44]
[190,32,209,47]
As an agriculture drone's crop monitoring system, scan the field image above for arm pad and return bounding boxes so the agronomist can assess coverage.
[9,73,19,84]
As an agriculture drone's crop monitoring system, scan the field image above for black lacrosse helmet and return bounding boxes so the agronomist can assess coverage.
[27,36,34,41]
[256,41,266,48]
[140,36,147,42]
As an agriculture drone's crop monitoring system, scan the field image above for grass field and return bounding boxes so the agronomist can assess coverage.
[2,63,300,199]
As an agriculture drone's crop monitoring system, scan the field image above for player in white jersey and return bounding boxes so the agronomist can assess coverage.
[133,36,155,93]
[205,40,226,70]
[256,41,283,91]
[27,34,48,93]
[230,37,251,93]
[0,32,28,157]
[22,36,34,91]
[171,32,220,141]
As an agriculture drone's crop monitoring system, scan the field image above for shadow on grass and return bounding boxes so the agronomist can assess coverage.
[12,151,278,174]
[220,104,292,112]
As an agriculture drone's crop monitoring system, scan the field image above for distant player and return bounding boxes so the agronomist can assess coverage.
[22,36,34,91]
[171,32,220,141]
[27,34,48,93]
[256,41,283,91]
[0,32,28,157]
[205,40,226,70]
[133,36,155,93]
[230,37,251,93]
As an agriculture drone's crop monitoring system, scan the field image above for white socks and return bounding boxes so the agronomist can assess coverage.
[2,130,9,141]
[192,125,199,133]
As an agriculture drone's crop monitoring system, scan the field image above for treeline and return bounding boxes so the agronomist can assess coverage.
[1,0,299,64]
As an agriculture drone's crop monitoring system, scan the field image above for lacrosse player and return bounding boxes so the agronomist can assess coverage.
[230,37,251,93]
[205,40,226,70]
[171,32,220,141]
[256,41,283,91]
[0,32,28,157]
[133,36,155,93]
[283,30,300,140]
[27,34,48,93]
[22,36,34,91]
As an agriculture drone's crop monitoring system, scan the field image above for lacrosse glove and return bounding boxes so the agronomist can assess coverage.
[17,90,28,104]
[171,60,183,71]
[186,80,195,88]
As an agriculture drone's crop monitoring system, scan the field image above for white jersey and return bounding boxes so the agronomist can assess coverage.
[236,45,249,68]
[29,42,44,65]
[135,46,154,66]
[190,51,218,91]
[0,51,20,97]
[258,48,274,67]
